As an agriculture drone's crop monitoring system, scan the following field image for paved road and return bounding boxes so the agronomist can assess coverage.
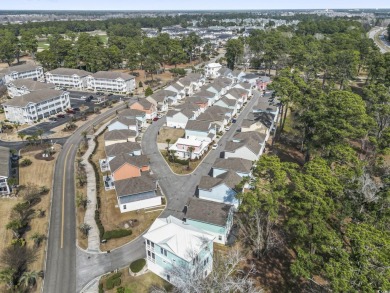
[368,27,390,54]
[0,137,68,150]
[75,90,261,292]
[43,101,129,293]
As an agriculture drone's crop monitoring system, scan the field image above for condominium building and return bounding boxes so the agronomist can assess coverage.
[87,71,135,93]
[2,89,70,124]
[0,64,44,83]
[0,146,11,195]
[6,79,55,98]
[45,68,91,90]
[204,63,222,79]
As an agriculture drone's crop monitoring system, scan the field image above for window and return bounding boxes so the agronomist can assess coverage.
[167,275,170,282]
[218,235,222,241]
[160,248,167,256]
[147,240,150,245]
[123,205,126,210]
[147,251,151,257]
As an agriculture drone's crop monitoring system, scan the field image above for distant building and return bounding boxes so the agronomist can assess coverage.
[0,146,11,195]
[2,89,70,124]
[87,71,135,93]
[45,68,91,90]
[0,64,44,83]
[204,63,222,79]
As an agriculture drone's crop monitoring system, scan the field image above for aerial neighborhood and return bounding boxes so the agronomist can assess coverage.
[0,7,388,293]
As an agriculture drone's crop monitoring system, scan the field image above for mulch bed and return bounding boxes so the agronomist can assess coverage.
[34,152,55,161]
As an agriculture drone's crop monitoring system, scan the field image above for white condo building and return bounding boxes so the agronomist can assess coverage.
[87,71,136,93]
[2,89,70,124]
[0,64,44,83]
[6,79,55,98]
[45,68,91,90]
[204,63,222,79]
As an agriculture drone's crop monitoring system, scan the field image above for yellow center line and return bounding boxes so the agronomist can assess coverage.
[61,144,73,249]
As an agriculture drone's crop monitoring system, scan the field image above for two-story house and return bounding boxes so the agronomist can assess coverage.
[197,171,242,207]
[212,157,252,178]
[204,62,222,79]
[185,198,234,245]
[130,99,157,120]
[144,215,214,285]
[107,117,139,133]
[169,138,210,160]
[119,109,147,128]
[166,109,195,129]
[185,120,216,142]
[104,129,138,146]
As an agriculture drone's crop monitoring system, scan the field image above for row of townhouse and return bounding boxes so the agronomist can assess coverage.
[0,146,11,195]
[142,71,269,286]
[99,112,162,213]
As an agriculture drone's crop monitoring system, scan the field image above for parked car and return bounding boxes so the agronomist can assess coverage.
[48,117,57,121]
[157,114,163,119]
[81,96,87,100]
[73,107,80,112]
[225,126,230,131]
[107,93,113,96]
[232,118,237,123]
[66,109,75,114]
[57,114,65,118]
[212,144,218,150]
[153,117,159,121]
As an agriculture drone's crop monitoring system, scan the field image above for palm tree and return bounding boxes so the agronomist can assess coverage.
[19,271,38,288]
[30,233,46,248]
[18,132,26,141]
[166,138,171,150]
[0,268,15,289]
[79,223,91,236]
[35,129,44,144]
[187,146,195,170]
[6,219,24,238]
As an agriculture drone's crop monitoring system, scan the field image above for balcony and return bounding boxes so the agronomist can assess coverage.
[103,175,115,191]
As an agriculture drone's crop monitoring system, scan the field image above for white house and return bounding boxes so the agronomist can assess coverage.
[103,129,138,146]
[204,63,222,79]
[114,173,161,213]
[0,146,11,195]
[2,89,70,124]
[166,109,195,129]
[169,138,210,160]
[119,109,147,128]
[45,68,91,90]
[212,157,252,178]
[0,64,44,83]
[185,120,216,142]
[224,136,265,162]
[144,216,214,285]
[87,71,135,93]
[197,171,242,207]
[185,198,234,245]
[214,97,238,116]
[6,79,54,98]
[165,83,186,100]
[107,117,139,133]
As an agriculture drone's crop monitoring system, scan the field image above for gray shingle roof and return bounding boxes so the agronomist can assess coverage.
[185,198,232,227]
[7,80,54,91]
[105,141,141,157]
[198,171,242,190]
[226,88,248,99]
[115,173,156,198]
[185,120,211,132]
[109,154,149,172]
[224,138,262,156]
[119,109,146,118]
[132,99,153,110]
[213,157,252,174]
[187,96,208,104]
[2,89,64,107]
[92,71,135,80]
[104,129,137,141]
[111,116,138,127]
[47,68,91,76]
[0,64,41,74]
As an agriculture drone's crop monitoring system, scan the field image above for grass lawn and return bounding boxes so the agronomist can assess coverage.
[19,145,59,291]
[93,132,163,251]
[37,41,50,50]
[157,127,184,144]
[101,270,172,293]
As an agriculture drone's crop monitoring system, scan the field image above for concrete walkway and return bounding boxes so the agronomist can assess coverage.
[81,121,111,252]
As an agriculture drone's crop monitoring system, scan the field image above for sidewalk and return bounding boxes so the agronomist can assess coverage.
[81,120,111,252]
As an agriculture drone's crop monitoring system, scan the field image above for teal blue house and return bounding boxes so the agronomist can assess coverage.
[185,198,234,245]
[143,216,215,285]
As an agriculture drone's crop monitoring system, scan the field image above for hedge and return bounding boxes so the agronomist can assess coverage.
[105,272,122,290]
[95,210,105,239]
[103,229,132,240]
[129,259,146,273]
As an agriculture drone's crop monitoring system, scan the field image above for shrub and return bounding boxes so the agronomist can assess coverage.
[98,283,104,293]
[145,87,153,97]
[20,158,32,167]
[105,272,122,290]
[103,229,132,240]
[95,210,105,239]
[130,259,146,273]
[174,157,189,165]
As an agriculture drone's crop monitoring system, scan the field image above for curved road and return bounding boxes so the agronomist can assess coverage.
[42,91,261,293]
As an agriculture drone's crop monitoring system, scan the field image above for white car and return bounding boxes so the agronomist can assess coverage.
[212,144,218,150]
[225,126,230,131]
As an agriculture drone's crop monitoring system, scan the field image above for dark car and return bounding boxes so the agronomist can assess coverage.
[232,118,237,123]
[73,107,80,112]
[57,114,66,118]
[153,117,159,121]
[66,109,75,114]
[107,93,113,96]
[48,117,57,121]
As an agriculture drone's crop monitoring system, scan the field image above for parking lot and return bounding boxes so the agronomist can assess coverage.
[20,91,132,136]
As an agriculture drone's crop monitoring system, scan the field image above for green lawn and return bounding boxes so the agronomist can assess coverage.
[37,41,50,49]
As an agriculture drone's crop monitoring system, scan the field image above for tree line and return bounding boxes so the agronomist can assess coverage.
[235,18,390,293]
